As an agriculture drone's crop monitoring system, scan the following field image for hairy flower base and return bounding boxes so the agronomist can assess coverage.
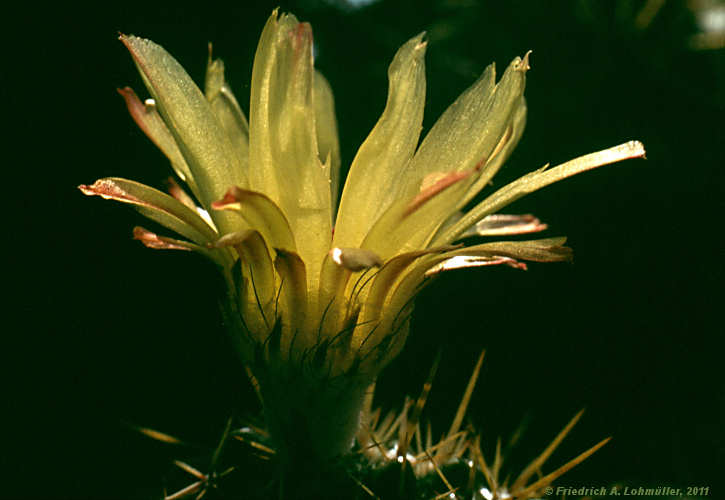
[253,362,371,463]
[155,353,609,500]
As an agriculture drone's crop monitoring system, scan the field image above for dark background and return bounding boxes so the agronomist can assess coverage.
[6,0,723,498]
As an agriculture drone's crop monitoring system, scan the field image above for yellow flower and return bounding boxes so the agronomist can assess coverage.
[80,10,644,464]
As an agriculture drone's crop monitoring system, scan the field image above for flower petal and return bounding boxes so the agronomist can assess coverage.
[445,237,573,263]
[398,54,528,205]
[117,87,201,200]
[424,255,528,276]
[79,177,218,245]
[314,71,342,209]
[360,163,475,260]
[248,11,332,275]
[358,56,530,259]
[352,247,452,352]
[133,226,195,251]
[316,252,353,340]
[214,229,276,334]
[205,52,250,188]
[333,32,427,249]
[212,186,296,252]
[132,226,226,266]
[460,95,527,207]
[435,141,646,245]
[120,34,246,234]
[361,237,570,368]
[273,249,308,355]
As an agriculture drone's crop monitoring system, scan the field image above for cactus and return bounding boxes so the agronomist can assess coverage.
[80,9,645,499]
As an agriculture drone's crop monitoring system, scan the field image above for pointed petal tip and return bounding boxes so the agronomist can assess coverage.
[207,41,214,62]
[118,32,132,46]
[414,31,428,50]
[78,183,95,196]
[519,50,532,72]
[629,140,646,159]
[592,140,647,166]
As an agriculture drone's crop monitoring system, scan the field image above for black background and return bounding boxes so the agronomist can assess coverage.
[6,0,723,498]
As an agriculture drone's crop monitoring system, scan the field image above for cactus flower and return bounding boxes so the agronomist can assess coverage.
[80,9,644,470]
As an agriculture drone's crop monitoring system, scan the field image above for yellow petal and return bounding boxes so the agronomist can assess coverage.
[212,186,296,252]
[214,229,276,335]
[205,53,250,188]
[79,177,217,245]
[132,226,228,267]
[357,55,529,260]
[120,34,246,235]
[333,33,427,249]
[352,247,451,352]
[117,87,201,201]
[458,237,573,263]
[360,166,475,260]
[436,141,646,245]
[313,71,341,209]
[423,237,572,276]
[273,249,308,355]
[248,11,332,279]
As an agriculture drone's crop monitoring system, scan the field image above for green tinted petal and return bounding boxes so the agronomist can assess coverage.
[460,95,527,208]
[360,167,475,260]
[333,33,427,249]
[436,141,646,245]
[444,237,572,264]
[117,87,201,201]
[205,54,250,188]
[395,63,496,200]
[356,55,529,259]
[79,177,217,245]
[357,255,430,371]
[361,236,565,368]
[316,253,352,339]
[314,71,341,208]
[132,226,227,266]
[214,229,276,335]
[397,54,527,208]
[274,249,308,354]
[423,238,572,275]
[121,34,245,234]
[352,247,450,351]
